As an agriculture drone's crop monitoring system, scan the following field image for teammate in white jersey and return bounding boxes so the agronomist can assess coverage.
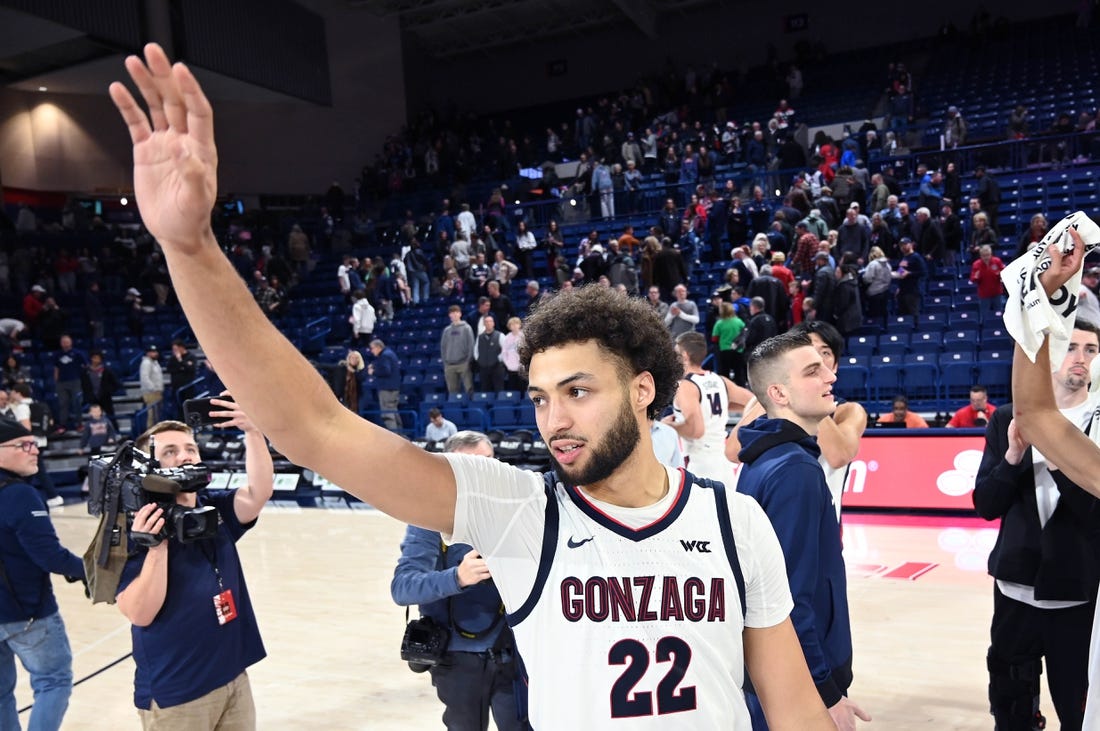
[109,44,834,730]
[727,321,866,523]
[664,332,752,484]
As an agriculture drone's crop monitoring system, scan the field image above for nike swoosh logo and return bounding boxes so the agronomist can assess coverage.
[567,536,594,549]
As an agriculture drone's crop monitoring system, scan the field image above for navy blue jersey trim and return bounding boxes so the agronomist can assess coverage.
[506,471,560,627]
[695,476,746,619]
[564,469,693,542]
[683,372,703,402]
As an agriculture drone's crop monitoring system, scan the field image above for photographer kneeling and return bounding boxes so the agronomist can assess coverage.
[391,431,529,731]
[116,395,272,730]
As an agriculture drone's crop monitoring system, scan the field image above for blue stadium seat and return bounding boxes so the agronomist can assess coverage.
[940,362,978,401]
[981,336,1012,352]
[917,313,949,330]
[877,333,909,356]
[943,332,978,355]
[402,373,424,399]
[868,358,904,402]
[949,311,981,329]
[846,337,876,358]
[834,365,868,403]
[490,404,519,428]
[885,315,916,333]
[940,350,976,365]
[903,362,941,409]
[977,360,1012,401]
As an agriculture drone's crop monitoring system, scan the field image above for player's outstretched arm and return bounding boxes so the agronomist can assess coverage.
[744,618,835,730]
[109,44,456,532]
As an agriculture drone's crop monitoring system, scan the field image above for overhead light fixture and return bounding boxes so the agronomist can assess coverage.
[37,87,47,92]
[120,197,129,206]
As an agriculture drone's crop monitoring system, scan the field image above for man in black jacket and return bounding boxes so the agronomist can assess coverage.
[81,350,121,420]
[166,339,197,392]
[747,265,790,331]
[973,320,1100,730]
[742,297,779,356]
[0,418,84,730]
[809,253,837,325]
[974,165,1001,233]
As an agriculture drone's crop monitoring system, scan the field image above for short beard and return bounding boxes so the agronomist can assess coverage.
[550,395,641,486]
[1063,374,1088,392]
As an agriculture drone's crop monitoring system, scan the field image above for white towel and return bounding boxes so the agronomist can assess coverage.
[1000,211,1100,366]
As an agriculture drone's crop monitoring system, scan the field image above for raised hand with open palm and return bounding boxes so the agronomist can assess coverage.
[108,43,218,254]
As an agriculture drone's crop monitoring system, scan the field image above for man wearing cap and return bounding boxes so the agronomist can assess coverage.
[1079,268,1100,328]
[139,346,164,425]
[22,286,46,329]
[944,106,967,149]
[0,417,85,731]
[892,238,926,316]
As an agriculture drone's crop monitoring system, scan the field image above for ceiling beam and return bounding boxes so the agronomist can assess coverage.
[608,0,657,38]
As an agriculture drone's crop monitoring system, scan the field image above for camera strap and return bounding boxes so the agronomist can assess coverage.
[441,541,505,640]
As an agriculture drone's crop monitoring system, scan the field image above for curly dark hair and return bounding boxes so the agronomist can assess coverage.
[519,285,682,419]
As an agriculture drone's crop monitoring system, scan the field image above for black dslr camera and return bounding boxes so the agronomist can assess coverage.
[400,616,450,673]
[87,439,218,545]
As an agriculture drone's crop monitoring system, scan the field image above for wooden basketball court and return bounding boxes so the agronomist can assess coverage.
[28,503,1003,729]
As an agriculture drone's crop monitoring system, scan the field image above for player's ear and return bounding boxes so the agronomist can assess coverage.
[766,383,787,408]
[633,371,655,410]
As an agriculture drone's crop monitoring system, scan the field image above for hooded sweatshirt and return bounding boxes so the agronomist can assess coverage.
[735,416,853,708]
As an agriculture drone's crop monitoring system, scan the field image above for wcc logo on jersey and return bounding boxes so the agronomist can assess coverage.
[679,539,712,553]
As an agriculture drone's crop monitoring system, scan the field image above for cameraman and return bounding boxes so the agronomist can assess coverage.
[391,431,528,731]
[0,417,84,731]
[115,395,272,729]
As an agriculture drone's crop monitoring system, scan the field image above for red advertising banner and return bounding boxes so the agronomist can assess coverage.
[838,433,987,510]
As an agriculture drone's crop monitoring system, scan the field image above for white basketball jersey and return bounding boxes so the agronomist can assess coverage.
[818,455,848,524]
[677,372,734,484]
[508,470,752,729]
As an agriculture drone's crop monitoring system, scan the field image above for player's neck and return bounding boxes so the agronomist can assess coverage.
[774,406,822,437]
[580,440,668,508]
[1053,381,1088,410]
[684,364,705,375]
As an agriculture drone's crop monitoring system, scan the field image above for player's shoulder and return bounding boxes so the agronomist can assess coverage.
[724,490,776,539]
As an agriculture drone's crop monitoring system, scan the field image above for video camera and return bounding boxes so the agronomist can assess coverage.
[86,439,218,546]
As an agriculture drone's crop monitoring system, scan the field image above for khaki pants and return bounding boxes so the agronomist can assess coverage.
[142,392,163,426]
[139,671,255,730]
